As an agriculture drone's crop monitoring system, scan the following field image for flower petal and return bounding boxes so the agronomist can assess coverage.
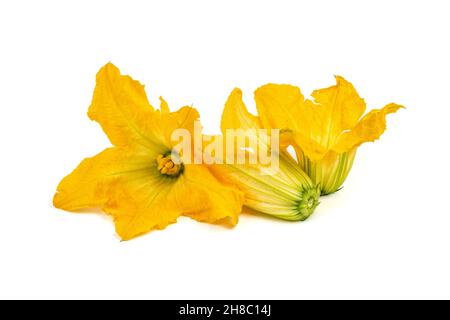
[290,131,328,161]
[221,88,280,165]
[103,174,179,241]
[106,149,243,240]
[53,146,163,211]
[88,63,158,148]
[54,144,184,241]
[161,106,200,148]
[311,76,366,147]
[255,84,328,160]
[172,164,244,226]
[254,83,304,131]
[332,103,404,153]
[221,88,262,130]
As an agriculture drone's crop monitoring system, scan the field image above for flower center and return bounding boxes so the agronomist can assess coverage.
[156,154,183,177]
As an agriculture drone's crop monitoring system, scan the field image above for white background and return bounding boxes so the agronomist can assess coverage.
[1,0,449,299]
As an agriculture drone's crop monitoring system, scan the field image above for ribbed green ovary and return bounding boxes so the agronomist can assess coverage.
[225,152,321,221]
[300,149,357,195]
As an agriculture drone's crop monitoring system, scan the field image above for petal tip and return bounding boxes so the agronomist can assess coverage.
[159,96,170,112]
[52,192,62,209]
[384,103,405,114]
[98,62,119,77]
[231,87,243,97]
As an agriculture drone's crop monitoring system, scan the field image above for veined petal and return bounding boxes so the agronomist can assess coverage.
[88,63,159,148]
[299,148,357,195]
[221,88,262,130]
[108,162,244,240]
[311,76,366,148]
[55,144,182,241]
[287,131,328,161]
[209,153,320,221]
[255,84,329,160]
[254,83,304,131]
[53,145,163,211]
[159,106,200,149]
[332,103,404,153]
[220,89,281,166]
[103,173,179,241]
[172,164,244,225]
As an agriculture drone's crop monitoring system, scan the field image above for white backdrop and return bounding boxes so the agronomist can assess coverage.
[1,0,449,299]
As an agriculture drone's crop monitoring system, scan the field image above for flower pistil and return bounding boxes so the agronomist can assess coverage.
[156,153,184,176]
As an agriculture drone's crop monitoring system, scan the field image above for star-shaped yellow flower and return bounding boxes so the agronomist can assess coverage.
[254,76,403,194]
[53,63,243,240]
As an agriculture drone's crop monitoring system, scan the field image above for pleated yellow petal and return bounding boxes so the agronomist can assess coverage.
[332,103,404,153]
[53,146,162,211]
[290,132,328,161]
[88,63,159,148]
[102,173,179,241]
[255,84,328,160]
[106,146,243,240]
[107,163,244,240]
[221,88,262,130]
[172,164,244,226]
[221,88,278,165]
[311,76,366,148]
[157,106,200,149]
[254,83,304,131]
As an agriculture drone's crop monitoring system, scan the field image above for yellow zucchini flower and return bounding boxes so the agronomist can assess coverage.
[254,76,403,195]
[209,88,320,221]
[53,63,243,240]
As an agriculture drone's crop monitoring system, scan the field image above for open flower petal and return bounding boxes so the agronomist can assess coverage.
[102,173,180,241]
[254,83,304,131]
[53,145,163,211]
[255,77,366,152]
[158,106,200,149]
[88,63,158,148]
[332,103,404,153]
[221,88,262,130]
[107,164,244,240]
[255,84,328,160]
[173,164,244,225]
[311,76,366,148]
